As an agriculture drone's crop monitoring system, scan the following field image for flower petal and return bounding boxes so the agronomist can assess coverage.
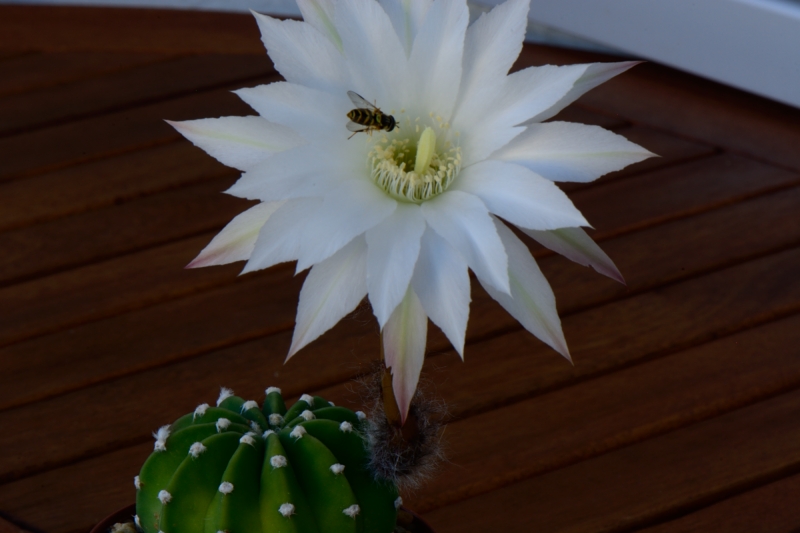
[225,143,353,202]
[480,218,571,360]
[458,64,588,165]
[383,286,428,423]
[411,227,470,357]
[493,121,656,183]
[296,0,342,51]
[252,11,348,93]
[235,82,348,142]
[452,159,588,231]
[366,203,426,328]
[421,190,509,294]
[524,61,641,124]
[289,236,368,357]
[242,197,322,274]
[335,0,409,108]
[188,201,284,268]
[407,0,469,119]
[522,226,625,284]
[454,0,529,122]
[296,179,397,272]
[378,0,433,57]
[167,117,303,172]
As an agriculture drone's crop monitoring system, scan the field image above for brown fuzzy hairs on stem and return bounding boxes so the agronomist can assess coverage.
[359,362,447,491]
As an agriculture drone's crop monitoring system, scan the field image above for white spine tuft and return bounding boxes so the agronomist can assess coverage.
[134,475,142,490]
[189,442,207,458]
[134,515,141,528]
[241,400,259,412]
[216,418,231,432]
[339,421,353,433]
[289,425,307,439]
[266,386,281,395]
[263,429,276,439]
[278,503,295,517]
[250,420,262,433]
[300,410,316,421]
[217,387,234,406]
[269,413,284,427]
[157,490,172,504]
[153,425,170,452]
[355,411,367,421]
[328,401,335,406]
[270,455,288,468]
[330,463,345,475]
[343,504,360,518]
[218,481,234,494]
[193,403,209,420]
[300,394,314,405]
[240,434,256,446]
[394,497,403,509]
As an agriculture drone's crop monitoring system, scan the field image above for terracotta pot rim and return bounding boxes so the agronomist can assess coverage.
[90,503,436,533]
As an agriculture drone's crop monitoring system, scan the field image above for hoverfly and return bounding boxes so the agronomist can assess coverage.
[346,90,397,139]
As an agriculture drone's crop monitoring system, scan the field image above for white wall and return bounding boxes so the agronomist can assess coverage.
[521,0,800,108]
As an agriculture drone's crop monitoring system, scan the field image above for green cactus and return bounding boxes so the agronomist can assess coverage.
[134,387,400,533]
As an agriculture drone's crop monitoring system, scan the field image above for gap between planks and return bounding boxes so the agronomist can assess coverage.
[0,54,276,139]
[0,72,280,183]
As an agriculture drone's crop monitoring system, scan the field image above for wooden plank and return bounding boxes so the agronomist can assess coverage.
[0,54,275,137]
[4,215,800,482]
[0,262,301,412]
[0,323,373,483]
[572,154,799,241]
[637,472,800,533]
[0,152,794,410]
[0,442,149,533]
[0,51,168,98]
[402,313,800,513]
[0,177,247,288]
[0,234,241,349]
[0,75,274,182]
[422,387,800,533]
[516,45,800,173]
[0,6,263,55]
[0,51,33,61]
[422,245,800,422]
[539,184,800,314]
[4,306,800,533]
[0,516,32,533]
[0,141,232,233]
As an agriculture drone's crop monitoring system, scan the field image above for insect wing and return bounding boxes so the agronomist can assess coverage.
[346,121,370,133]
[347,90,377,111]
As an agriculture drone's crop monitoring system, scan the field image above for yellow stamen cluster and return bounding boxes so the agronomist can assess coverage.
[368,118,461,203]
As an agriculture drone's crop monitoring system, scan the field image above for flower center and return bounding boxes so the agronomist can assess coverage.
[368,114,461,203]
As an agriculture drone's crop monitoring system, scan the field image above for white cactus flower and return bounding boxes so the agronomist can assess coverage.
[171,0,653,421]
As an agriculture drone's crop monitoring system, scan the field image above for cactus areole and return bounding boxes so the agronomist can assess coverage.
[135,388,400,533]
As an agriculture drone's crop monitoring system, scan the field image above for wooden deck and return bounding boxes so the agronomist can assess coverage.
[2,6,800,533]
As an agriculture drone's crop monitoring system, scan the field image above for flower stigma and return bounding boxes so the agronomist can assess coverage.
[368,112,461,203]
